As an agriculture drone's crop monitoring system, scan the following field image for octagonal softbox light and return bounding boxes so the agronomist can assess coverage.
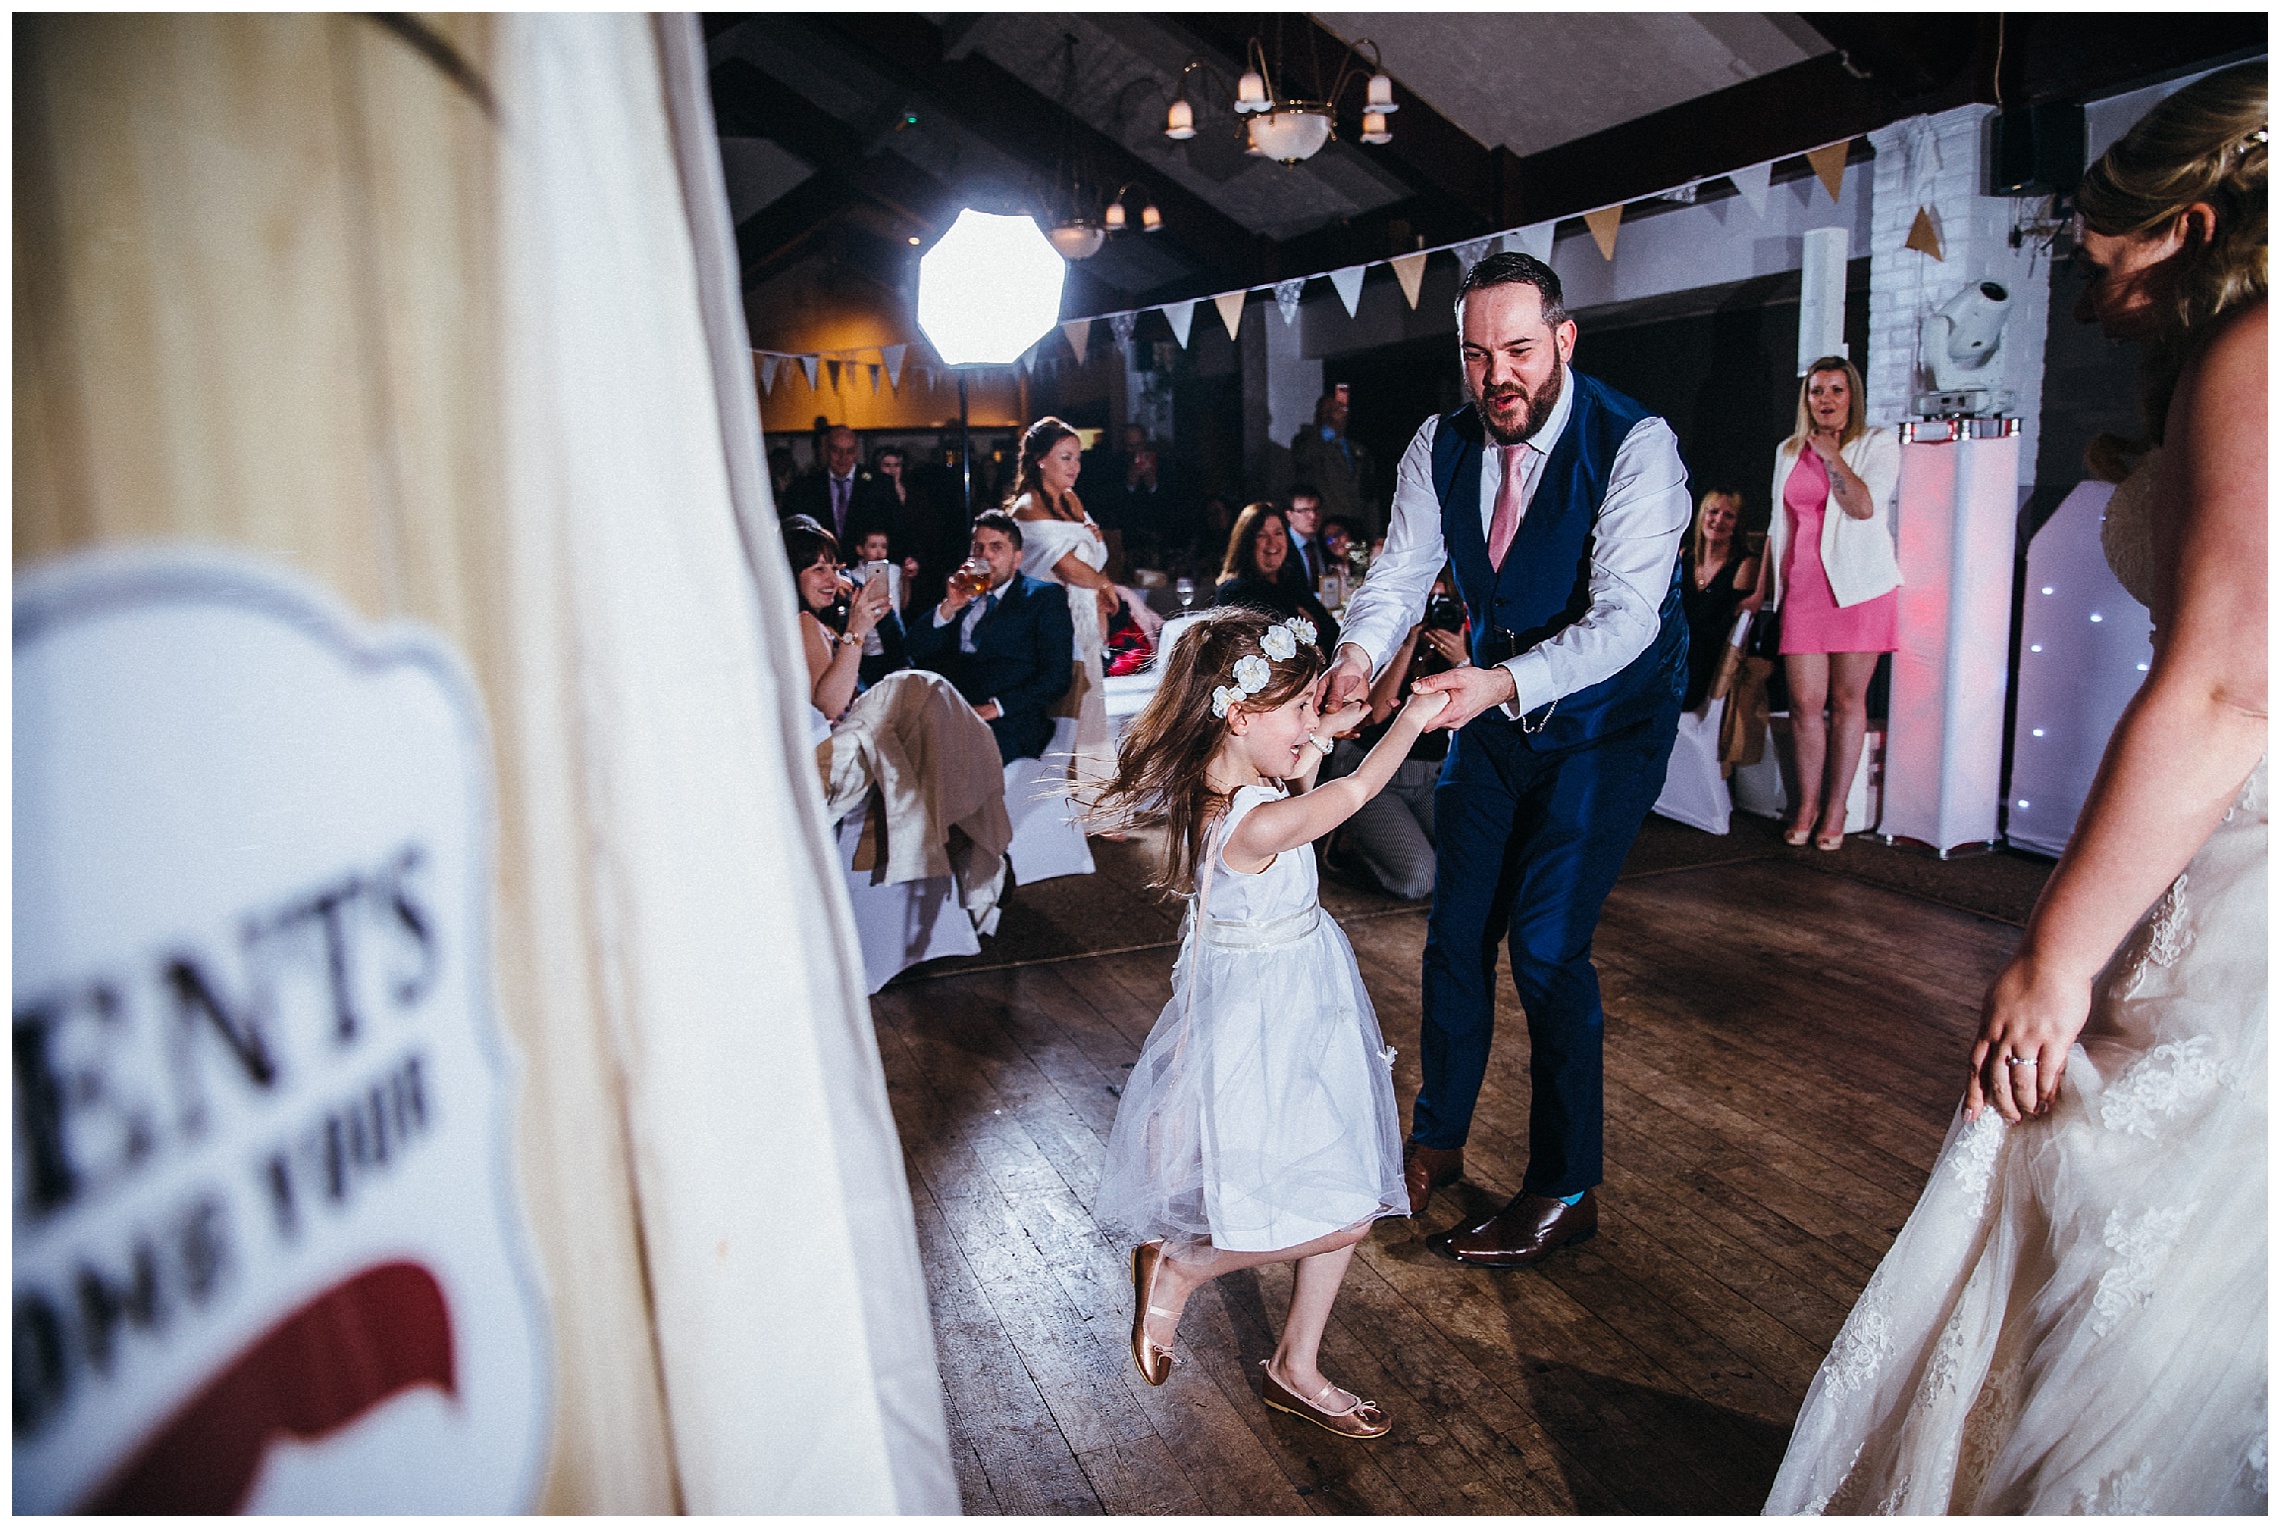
[916,209,1066,367]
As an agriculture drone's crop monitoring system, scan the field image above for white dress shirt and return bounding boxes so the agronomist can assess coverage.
[1338,368,1691,719]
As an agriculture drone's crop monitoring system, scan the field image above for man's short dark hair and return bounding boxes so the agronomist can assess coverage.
[971,508,1024,550]
[1286,482,1321,506]
[1455,251,1568,329]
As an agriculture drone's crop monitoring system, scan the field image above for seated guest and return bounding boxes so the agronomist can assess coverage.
[1281,483,1331,591]
[1321,571,1465,901]
[1212,501,1338,652]
[1680,487,1762,711]
[785,515,904,721]
[1322,517,1358,568]
[905,510,1074,764]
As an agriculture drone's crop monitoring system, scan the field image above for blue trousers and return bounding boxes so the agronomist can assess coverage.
[1409,706,1678,1196]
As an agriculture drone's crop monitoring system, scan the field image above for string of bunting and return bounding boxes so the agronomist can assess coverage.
[1034,132,1866,369]
[749,133,1873,388]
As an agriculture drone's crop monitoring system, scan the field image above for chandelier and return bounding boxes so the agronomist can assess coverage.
[1165,30,1395,166]
[1039,35,1164,260]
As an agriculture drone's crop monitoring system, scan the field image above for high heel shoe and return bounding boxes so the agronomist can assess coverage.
[1782,819,1814,848]
[1258,1362,1391,1439]
[1130,1242,1179,1386]
[1815,826,1846,851]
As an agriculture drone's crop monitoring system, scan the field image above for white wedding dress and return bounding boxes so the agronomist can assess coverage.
[1765,450,2268,1515]
[1016,509,1115,789]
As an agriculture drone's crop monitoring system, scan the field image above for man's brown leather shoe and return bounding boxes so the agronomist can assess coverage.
[1403,1143,1464,1215]
[1426,1189,1597,1268]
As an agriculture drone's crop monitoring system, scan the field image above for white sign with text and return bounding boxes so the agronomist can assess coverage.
[13,550,550,1513]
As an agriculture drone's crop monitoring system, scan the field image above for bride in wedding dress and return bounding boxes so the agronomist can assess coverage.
[1766,66,2267,1515]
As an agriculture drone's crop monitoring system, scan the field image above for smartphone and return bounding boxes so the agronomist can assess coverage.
[862,559,899,608]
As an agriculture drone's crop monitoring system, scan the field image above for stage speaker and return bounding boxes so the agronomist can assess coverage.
[1989,103,2086,196]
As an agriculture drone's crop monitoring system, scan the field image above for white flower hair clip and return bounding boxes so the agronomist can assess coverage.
[1210,618,1321,717]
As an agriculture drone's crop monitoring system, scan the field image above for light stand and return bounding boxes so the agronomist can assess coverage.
[959,372,973,523]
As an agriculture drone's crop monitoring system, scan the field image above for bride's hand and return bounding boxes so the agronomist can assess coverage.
[1965,952,2094,1124]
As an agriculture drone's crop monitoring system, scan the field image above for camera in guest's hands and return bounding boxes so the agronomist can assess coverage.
[1424,592,1467,633]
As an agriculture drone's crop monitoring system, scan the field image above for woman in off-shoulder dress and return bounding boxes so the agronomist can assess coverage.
[1766,65,2267,1516]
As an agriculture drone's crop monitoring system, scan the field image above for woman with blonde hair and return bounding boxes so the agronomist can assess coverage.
[1754,355,1899,850]
[1767,64,2266,1515]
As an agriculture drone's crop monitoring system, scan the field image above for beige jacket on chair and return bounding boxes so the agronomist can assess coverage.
[1764,426,1902,611]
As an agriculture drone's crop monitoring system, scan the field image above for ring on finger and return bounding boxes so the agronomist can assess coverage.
[2002,1054,2035,1067]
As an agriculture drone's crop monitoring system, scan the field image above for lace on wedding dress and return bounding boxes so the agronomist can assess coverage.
[1762,449,2268,1517]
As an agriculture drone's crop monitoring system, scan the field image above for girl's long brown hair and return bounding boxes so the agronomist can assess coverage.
[1087,607,1325,895]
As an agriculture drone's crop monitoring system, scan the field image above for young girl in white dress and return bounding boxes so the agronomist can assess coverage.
[1090,606,1449,1440]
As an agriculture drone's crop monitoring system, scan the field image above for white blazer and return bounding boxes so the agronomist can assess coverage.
[1765,426,1902,611]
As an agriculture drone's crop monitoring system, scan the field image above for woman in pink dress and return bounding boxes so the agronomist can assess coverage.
[1757,357,1901,850]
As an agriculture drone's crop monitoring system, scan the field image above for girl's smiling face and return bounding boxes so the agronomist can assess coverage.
[1229,682,1320,781]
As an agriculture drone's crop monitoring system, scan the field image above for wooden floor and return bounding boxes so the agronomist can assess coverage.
[872,853,2021,1514]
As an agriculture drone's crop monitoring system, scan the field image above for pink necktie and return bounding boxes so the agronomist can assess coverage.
[1488,443,1528,570]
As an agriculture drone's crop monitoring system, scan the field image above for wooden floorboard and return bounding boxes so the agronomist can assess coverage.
[872,853,2021,1513]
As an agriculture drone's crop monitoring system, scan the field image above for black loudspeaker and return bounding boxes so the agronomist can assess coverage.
[1990,103,2086,196]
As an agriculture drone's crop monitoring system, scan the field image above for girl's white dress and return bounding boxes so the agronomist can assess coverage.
[1015,511,1114,788]
[1764,447,2268,1515]
[1095,784,1407,1253]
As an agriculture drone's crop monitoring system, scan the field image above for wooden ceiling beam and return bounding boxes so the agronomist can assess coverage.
[811,12,1271,299]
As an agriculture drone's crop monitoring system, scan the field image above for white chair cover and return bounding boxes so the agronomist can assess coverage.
[837,805,981,993]
[1002,716,1096,883]
[1652,611,1751,835]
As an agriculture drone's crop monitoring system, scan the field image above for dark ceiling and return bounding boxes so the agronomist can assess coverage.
[704,12,2264,344]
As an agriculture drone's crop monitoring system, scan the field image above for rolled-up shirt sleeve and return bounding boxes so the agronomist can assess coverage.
[1502,415,1690,717]
[1335,416,1448,678]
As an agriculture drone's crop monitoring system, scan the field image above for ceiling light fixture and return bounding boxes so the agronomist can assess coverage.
[1041,35,1167,259]
[1166,31,1396,166]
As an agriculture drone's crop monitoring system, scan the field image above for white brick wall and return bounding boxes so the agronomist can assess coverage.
[1866,106,2055,496]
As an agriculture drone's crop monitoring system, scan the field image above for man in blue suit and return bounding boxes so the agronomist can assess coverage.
[1325,253,1690,1268]
[905,510,1074,765]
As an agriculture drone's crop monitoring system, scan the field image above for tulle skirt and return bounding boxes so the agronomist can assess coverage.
[1095,906,1407,1254]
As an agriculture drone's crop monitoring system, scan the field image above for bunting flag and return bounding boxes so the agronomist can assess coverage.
[1061,318,1091,367]
[1328,265,1366,319]
[799,354,819,390]
[1109,310,1137,357]
[1506,222,1554,264]
[1583,204,1623,261]
[1162,298,1197,348]
[881,343,906,390]
[1806,139,1852,204]
[1905,205,1946,261]
[1454,236,1495,272]
[1728,160,1772,217]
[826,358,844,392]
[1272,278,1306,325]
[867,363,881,394]
[1213,289,1246,341]
[1389,250,1429,310]
[758,354,779,393]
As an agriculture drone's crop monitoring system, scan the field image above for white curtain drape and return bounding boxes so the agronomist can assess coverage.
[495,14,955,1513]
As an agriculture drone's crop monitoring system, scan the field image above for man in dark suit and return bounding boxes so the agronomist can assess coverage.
[780,424,893,544]
[903,510,1074,764]
[1281,482,1330,594]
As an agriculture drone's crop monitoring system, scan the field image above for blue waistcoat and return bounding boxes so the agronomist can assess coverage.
[1431,372,1689,751]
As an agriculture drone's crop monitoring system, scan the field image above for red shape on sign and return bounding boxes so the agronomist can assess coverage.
[83,1260,457,1514]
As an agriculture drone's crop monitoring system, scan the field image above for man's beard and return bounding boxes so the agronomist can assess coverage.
[1474,355,1565,446]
